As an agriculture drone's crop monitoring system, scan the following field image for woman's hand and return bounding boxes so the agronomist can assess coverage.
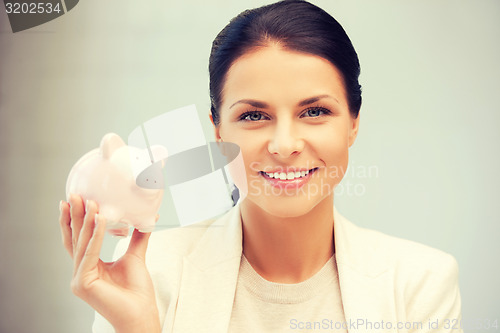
[59,194,161,333]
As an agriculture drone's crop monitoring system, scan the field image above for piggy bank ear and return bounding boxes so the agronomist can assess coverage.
[150,145,168,166]
[100,133,126,160]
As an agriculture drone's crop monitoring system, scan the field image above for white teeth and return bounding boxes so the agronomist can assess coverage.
[263,169,313,180]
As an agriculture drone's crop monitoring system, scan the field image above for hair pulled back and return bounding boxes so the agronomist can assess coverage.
[209,0,362,125]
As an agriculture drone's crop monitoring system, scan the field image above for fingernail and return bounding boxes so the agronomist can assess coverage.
[85,200,89,212]
[94,213,99,225]
[59,200,64,212]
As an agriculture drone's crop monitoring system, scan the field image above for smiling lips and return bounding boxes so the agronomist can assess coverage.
[259,167,318,189]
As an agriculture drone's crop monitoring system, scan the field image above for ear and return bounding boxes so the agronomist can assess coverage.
[150,145,168,165]
[348,114,360,148]
[209,113,222,142]
[101,133,126,159]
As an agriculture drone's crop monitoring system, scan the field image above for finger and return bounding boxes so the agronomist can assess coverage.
[69,194,85,254]
[59,200,73,258]
[74,200,99,271]
[126,228,151,260]
[78,213,106,274]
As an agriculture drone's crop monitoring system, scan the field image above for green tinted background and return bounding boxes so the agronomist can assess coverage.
[0,0,499,332]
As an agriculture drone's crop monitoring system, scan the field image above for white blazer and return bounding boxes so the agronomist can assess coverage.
[93,204,463,333]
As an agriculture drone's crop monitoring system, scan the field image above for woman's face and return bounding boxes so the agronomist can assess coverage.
[213,45,359,218]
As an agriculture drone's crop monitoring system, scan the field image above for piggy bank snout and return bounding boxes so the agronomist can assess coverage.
[136,160,165,189]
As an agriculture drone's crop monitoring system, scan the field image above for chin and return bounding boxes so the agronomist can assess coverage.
[265,206,306,218]
[248,195,323,219]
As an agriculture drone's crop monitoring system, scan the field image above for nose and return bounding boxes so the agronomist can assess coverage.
[267,120,304,158]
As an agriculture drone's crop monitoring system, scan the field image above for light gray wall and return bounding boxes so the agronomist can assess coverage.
[1,1,498,332]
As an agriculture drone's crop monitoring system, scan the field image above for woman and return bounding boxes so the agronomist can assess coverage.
[59,1,462,332]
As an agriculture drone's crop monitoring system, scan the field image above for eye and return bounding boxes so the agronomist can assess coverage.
[301,107,331,118]
[239,111,269,122]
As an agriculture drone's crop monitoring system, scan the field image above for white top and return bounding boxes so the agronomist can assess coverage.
[228,254,347,332]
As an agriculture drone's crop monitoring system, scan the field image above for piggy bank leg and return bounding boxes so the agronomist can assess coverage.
[99,208,130,237]
[136,217,156,233]
[107,221,130,237]
[137,226,155,233]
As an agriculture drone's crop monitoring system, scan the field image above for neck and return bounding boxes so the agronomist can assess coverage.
[240,195,335,283]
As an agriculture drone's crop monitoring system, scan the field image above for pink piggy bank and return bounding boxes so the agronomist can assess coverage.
[66,133,167,236]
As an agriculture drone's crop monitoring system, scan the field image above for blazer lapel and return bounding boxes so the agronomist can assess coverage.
[172,205,400,333]
[172,206,243,333]
[334,207,399,333]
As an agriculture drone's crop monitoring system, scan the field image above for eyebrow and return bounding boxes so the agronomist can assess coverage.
[229,94,338,109]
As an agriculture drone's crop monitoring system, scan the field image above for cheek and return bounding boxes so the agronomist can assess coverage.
[226,133,267,171]
[227,149,248,200]
[312,127,350,175]
[222,130,264,193]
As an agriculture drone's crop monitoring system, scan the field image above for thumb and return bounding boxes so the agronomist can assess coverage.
[126,228,151,260]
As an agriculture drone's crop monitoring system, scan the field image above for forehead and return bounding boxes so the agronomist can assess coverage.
[221,45,347,108]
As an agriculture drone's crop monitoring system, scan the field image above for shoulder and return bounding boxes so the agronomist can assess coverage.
[113,217,220,262]
[361,223,458,274]
[148,218,219,257]
[113,203,242,267]
[335,211,460,300]
[339,216,461,315]
[336,212,458,276]
[338,215,462,322]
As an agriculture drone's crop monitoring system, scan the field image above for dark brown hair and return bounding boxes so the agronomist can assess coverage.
[209,0,362,125]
